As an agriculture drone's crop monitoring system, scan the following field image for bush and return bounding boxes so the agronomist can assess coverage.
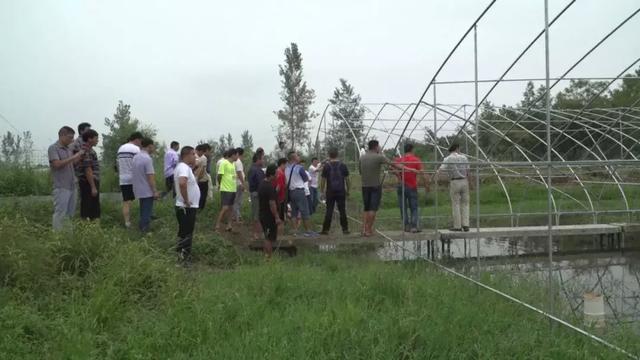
[0,165,51,196]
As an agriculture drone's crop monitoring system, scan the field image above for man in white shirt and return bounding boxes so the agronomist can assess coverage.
[163,141,180,198]
[435,143,471,232]
[308,157,321,215]
[116,132,142,228]
[285,151,317,237]
[233,147,246,223]
[174,146,200,264]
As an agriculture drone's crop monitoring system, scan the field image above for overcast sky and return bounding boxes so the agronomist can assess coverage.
[1,0,638,151]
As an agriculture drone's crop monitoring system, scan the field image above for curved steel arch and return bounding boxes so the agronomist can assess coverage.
[395,0,498,153]
[450,0,577,140]
[484,8,640,155]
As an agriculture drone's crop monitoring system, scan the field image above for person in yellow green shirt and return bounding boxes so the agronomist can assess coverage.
[215,148,239,232]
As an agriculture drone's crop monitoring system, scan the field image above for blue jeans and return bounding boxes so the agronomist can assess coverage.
[310,187,319,214]
[139,197,154,232]
[289,189,310,220]
[397,186,419,230]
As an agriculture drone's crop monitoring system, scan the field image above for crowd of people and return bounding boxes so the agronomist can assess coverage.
[49,123,471,262]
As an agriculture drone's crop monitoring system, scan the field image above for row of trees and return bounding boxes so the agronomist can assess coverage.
[102,101,259,172]
[475,68,640,161]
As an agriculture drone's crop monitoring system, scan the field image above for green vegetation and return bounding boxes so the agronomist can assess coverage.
[0,164,50,196]
[1,196,638,358]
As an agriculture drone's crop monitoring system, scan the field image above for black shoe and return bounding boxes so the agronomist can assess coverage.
[342,230,351,235]
[449,228,462,232]
[320,231,329,235]
[462,226,470,232]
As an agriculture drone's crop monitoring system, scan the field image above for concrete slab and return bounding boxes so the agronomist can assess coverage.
[439,224,622,240]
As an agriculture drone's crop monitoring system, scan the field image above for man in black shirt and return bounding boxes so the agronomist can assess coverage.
[258,164,282,258]
[248,152,266,241]
[320,148,351,235]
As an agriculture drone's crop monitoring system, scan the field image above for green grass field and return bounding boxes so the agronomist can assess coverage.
[1,194,639,358]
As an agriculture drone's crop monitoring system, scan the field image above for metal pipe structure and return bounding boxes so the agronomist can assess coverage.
[433,83,439,241]
[484,7,640,156]
[450,0,577,138]
[474,24,481,275]
[543,0,554,325]
[394,0,498,154]
[309,1,640,355]
[433,76,640,85]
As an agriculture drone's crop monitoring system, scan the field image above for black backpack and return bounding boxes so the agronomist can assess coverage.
[327,161,345,194]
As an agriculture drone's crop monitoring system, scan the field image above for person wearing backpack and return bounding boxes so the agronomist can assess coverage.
[319,148,350,235]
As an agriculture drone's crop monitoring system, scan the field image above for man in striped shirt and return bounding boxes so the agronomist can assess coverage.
[75,129,101,220]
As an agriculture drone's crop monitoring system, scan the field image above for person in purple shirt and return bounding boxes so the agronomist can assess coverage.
[164,141,180,198]
[132,138,160,233]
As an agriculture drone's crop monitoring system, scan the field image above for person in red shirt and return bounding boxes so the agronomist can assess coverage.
[394,143,430,232]
[273,158,288,235]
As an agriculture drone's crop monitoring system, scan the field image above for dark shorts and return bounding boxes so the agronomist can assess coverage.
[221,191,236,207]
[362,186,382,212]
[260,216,277,242]
[120,184,135,201]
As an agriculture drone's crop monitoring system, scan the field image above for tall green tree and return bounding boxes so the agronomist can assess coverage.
[275,43,317,151]
[327,78,365,161]
[610,67,640,107]
[226,133,234,150]
[240,130,254,152]
[240,129,255,164]
[217,134,228,155]
[102,101,156,170]
[554,79,610,109]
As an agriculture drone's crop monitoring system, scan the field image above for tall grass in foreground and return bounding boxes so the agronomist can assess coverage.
[0,198,638,358]
[0,222,634,358]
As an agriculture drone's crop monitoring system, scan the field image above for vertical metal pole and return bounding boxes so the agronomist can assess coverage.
[463,105,469,154]
[474,25,481,275]
[544,0,555,323]
[433,82,439,257]
[619,113,623,160]
[402,165,406,259]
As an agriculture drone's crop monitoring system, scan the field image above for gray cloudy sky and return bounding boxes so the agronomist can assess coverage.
[1,0,638,151]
